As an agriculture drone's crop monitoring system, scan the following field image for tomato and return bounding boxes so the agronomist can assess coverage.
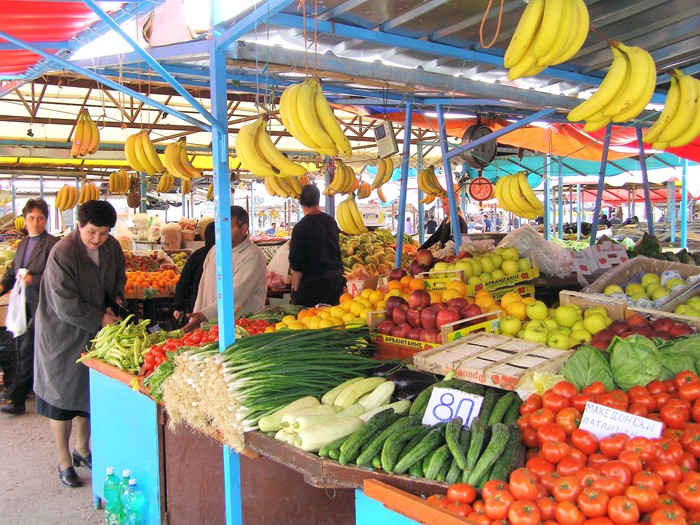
[576,468,604,488]
[600,433,630,459]
[517,414,532,432]
[676,480,700,511]
[543,393,571,413]
[482,479,510,501]
[665,481,681,500]
[509,500,541,525]
[583,382,607,396]
[154,354,166,366]
[625,484,659,514]
[633,471,665,493]
[647,380,668,395]
[679,382,700,402]
[466,512,491,525]
[607,495,640,525]
[584,518,615,525]
[538,423,567,446]
[426,494,449,507]
[556,407,582,435]
[649,460,683,484]
[627,403,649,417]
[552,476,582,503]
[553,381,579,399]
[536,496,557,521]
[681,431,700,459]
[527,457,556,479]
[144,354,156,367]
[655,392,673,408]
[665,379,679,394]
[542,441,571,465]
[601,461,633,487]
[522,427,540,449]
[557,456,586,477]
[484,490,515,520]
[569,447,589,463]
[617,450,644,475]
[521,394,543,415]
[529,408,556,430]
[625,436,658,463]
[674,370,700,390]
[447,483,476,504]
[472,500,486,515]
[578,488,610,518]
[592,477,626,498]
[686,472,700,483]
[554,500,585,525]
[693,399,700,424]
[650,508,688,525]
[571,393,596,413]
[509,468,539,501]
[572,428,599,455]
[596,393,628,411]
[657,440,685,463]
[526,448,539,462]
[680,451,699,472]
[664,428,685,442]
[668,398,693,411]
[445,501,470,517]
[587,453,610,469]
[657,494,686,517]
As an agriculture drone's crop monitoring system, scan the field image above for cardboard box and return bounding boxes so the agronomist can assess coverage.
[346,275,380,296]
[465,259,540,296]
[413,332,573,391]
[560,290,628,321]
[417,270,465,292]
[490,284,536,301]
[582,256,700,294]
[574,242,630,276]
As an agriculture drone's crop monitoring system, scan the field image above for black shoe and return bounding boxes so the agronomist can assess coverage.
[58,465,82,488]
[1,402,25,415]
[72,449,92,470]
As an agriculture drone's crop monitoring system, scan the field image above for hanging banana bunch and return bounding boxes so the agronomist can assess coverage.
[124,130,166,175]
[78,181,100,205]
[156,172,174,193]
[370,157,394,203]
[163,137,203,180]
[70,110,100,158]
[336,195,368,235]
[181,177,191,195]
[14,216,25,231]
[494,171,544,220]
[109,169,130,194]
[206,182,214,201]
[264,175,306,199]
[55,185,79,212]
[323,160,357,196]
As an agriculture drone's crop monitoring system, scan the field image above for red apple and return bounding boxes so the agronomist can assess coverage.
[436,308,460,329]
[410,263,429,277]
[392,304,409,325]
[591,338,612,352]
[407,327,423,341]
[432,302,448,310]
[408,289,431,309]
[385,296,407,317]
[651,317,676,332]
[649,330,671,340]
[591,328,616,342]
[391,323,411,338]
[406,307,423,328]
[415,249,434,268]
[376,320,395,335]
[420,306,439,329]
[447,298,469,311]
[421,328,441,343]
[626,314,649,328]
[608,320,631,335]
[463,304,484,319]
[669,323,695,338]
[457,251,473,260]
[389,268,407,281]
[444,255,457,263]
[629,324,652,337]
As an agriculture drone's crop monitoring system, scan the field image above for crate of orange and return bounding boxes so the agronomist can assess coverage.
[125,269,180,299]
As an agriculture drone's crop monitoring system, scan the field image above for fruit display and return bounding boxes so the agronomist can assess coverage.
[504,0,589,80]
[632,233,700,265]
[263,174,309,199]
[642,69,700,150]
[77,181,100,205]
[55,184,79,212]
[163,137,202,180]
[323,159,358,196]
[125,269,179,296]
[236,115,307,178]
[109,168,130,194]
[336,194,368,235]
[494,171,544,220]
[341,230,402,279]
[370,157,394,203]
[279,77,352,158]
[70,109,100,158]
[601,270,692,309]
[568,42,656,132]
[417,165,447,205]
[673,296,700,318]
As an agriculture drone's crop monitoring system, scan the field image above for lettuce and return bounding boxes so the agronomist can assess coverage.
[609,335,661,391]
[657,336,700,380]
[559,345,615,391]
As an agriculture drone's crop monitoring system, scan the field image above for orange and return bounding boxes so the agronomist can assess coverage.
[408,278,426,291]
[387,280,403,292]
[521,296,536,305]
[428,291,443,304]
[400,275,413,287]
[499,291,523,310]
[475,289,494,301]
[339,292,354,304]
[442,289,464,302]
[475,296,497,311]
[446,280,468,297]
[505,300,528,321]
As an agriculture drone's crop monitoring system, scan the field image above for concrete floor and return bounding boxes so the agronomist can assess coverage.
[0,397,104,524]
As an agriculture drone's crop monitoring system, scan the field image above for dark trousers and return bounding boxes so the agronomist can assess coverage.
[292,275,345,308]
[6,317,34,406]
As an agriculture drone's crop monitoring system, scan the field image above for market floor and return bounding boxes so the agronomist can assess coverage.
[0,397,104,524]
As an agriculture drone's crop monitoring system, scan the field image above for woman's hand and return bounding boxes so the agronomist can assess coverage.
[182,311,206,332]
[101,309,119,327]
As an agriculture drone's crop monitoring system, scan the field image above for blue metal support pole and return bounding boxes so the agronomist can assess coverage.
[681,160,689,249]
[557,158,564,240]
[10,179,15,214]
[543,156,550,241]
[589,124,613,245]
[435,105,462,253]
[576,185,582,241]
[215,0,297,49]
[139,175,147,213]
[417,143,425,246]
[669,181,677,243]
[394,102,413,269]
[636,128,655,236]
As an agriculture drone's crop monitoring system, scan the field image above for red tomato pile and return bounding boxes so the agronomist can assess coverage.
[236,317,272,335]
[142,326,219,376]
[426,372,700,525]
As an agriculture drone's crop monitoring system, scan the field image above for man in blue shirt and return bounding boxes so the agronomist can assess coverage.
[265,222,276,235]
[483,214,493,232]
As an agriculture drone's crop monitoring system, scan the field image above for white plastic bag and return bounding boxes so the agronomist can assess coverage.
[6,281,27,337]
[267,241,291,278]
[498,225,576,278]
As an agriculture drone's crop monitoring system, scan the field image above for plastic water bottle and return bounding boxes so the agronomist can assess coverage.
[122,478,148,525]
[118,469,131,521]
[103,467,121,525]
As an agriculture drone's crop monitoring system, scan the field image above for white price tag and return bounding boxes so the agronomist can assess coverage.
[422,387,484,427]
[579,401,663,440]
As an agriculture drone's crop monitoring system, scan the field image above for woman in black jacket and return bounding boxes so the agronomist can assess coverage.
[419,196,469,250]
[173,222,215,324]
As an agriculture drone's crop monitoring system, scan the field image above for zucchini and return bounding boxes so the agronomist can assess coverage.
[490,425,522,482]
[466,423,510,485]
[465,417,486,472]
[280,404,341,428]
[334,377,388,408]
[358,381,396,410]
[339,409,398,465]
[445,457,462,484]
[424,444,452,480]
[392,426,446,474]
[487,392,516,426]
[478,388,499,425]
[371,455,382,470]
[319,434,352,458]
[503,396,523,425]
[293,404,365,431]
[355,415,422,467]
[273,428,297,445]
[381,426,427,473]
[445,416,467,470]
[321,377,364,405]
[359,400,411,422]
[258,395,319,432]
[295,416,365,452]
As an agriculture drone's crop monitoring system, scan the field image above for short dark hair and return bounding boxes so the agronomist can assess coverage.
[230,205,249,228]
[299,184,320,207]
[203,221,215,246]
[78,200,117,228]
[23,198,49,218]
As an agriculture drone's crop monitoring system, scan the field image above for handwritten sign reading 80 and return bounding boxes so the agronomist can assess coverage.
[422,387,484,427]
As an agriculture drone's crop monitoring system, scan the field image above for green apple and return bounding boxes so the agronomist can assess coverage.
[480,256,495,274]
[584,307,608,319]
[547,333,572,350]
[524,319,548,332]
[667,278,685,289]
[687,297,700,310]
[544,318,560,331]
[645,282,662,295]
[554,326,572,336]
[640,273,661,288]
[467,275,482,286]
[491,254,504,269]
[501,246,520,261]
[555,305,582,328]
[583,312,608,335]
[525,300,549,321]
[625,283,646,296]
[522,328,549,344]
[570,329,593,345]
[491,269,506,279]
[651,286,671,301]
[518,258,532,272]
[470,259,483,276]
[455,260,474,279]
[603,284,625,296]
[501,260,520,276]
[479,272,493,282]
[499,316,522,336]
[630,292,649,302]
[674,305,694,316]
[432,261,449,278]
[571,320,586,332]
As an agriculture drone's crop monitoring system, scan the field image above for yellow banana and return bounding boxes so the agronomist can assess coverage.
[313,78,353,157]
[603,43,656,120]
[611,47,657,123]
[643,74,681,144]
[269,176,289,198]
[419,193,435,205]
[287,176,303,198]
[531,0,566,59]
[206,182,214,201]
[235,119,279,177]
[163,142,190,180]
[341,165,356,194]
[668,78,700,148]
[141,132,165,173]
[583,114,612,133]
[254,117,306,177]
[71,115,85,158]
[509,174,537,217]
[55,185,66,211]
[14,216,25,231]
[78,183,88,205]
[552,0,589,66]
[118,169,129,193]
[280,82,334,155]
[133,131,156,175]
[178,138,203,178]
[347,195,368,233]
[380,157,394,185]
[125,133,148,172]
[658,71,699,143]
[424,166,447,196]
[79,113,92,157]
[263,176,277,197]
[296,78,337,152]
[536,0,575,67]
[371,158,387,190]
[504,0,545,69]
[507,44,539,81]
[377,186,387,204]
[87,114,100,155]
[181,178,191,194]
[324,161,347,196]
[516,171,542,213]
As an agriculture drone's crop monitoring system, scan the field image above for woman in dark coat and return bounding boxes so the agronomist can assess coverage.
[172,222,215,323]
[34,200,126,488]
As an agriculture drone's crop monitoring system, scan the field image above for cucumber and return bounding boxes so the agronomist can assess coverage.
[328,449,340,460]
[355,415,422,467]
[392,426,446,474]
[398,426,432,461]
[465,417,486,472]
[466,423,510,486]
[503,396,523,425]
[487,392,516,426]
[381,426,427,473]
[258,396,319,432]
[490,425,522,482]
[321,377,364,405]
[339,409,398,465]
[445,416,467,470]
[478,388,499,426]
[436,458,452,482]
[424,444,452,480]
[371,455,382,470]
[445,457,462,484]
[408,459,424,478]
[458,426,471,457]
[319,434,352,458]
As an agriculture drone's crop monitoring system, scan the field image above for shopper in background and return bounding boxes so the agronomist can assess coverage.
[405,217,414,235]
[483,214,493,232]
[183,206,267,331]
[289,184,345,307]
[425,216,438,235]
[419,195,468,250]
[0,199,58,415]
[172,222,215,325]
[33,200,126,488]
[265,222,277,235]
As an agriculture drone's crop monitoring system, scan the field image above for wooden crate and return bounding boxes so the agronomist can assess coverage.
[559,290,628,321]
[417,269,465,292]
[413,332,573,391]
[626,306,700,331]
[490,283,535,301]
[441,311,502,343]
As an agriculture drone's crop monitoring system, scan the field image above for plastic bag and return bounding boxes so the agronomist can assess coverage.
[498,225,575,278]
[267,241,291,278]
[113,219,133,252]
[6,281,27,337]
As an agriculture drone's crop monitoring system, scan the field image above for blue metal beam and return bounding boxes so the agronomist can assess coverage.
[589,125,613,245]
[435,104,462,253]
[394,102,414,269]
[214,0,298,50]
[0,42,69,50]
[636,128,655,236]
[681,160,688,249]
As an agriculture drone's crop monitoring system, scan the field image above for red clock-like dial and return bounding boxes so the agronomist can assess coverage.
[468,176,494,201]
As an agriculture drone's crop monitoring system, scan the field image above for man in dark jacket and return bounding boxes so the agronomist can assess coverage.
[173,222,215,324]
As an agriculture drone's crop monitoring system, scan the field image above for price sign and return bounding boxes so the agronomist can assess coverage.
[422,387,483,427]
[579,401,663,440]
